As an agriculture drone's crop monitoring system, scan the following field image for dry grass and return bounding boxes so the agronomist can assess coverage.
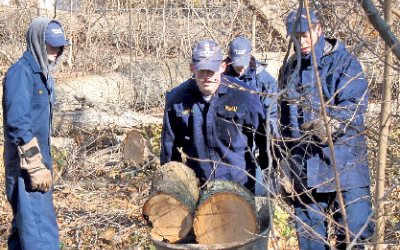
[0,143,159,249]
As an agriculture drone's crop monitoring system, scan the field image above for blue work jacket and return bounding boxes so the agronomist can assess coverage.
[280,35,371,192]
[3,51,54,169]
[161,75,267,190]
[224,56,279,138]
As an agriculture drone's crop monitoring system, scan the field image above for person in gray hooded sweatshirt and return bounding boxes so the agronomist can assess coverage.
[3,17,70,249]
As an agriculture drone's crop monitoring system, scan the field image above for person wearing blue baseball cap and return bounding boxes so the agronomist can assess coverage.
[161,40,269,195]
[3,18,70,249]
[223,36,279,196]
[279,8,374,250]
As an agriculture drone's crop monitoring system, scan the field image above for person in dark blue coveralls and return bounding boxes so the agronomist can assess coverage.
[3,18,70,249]
[223,36,279,195]
[279,8,374,250]
[161,40,267,192]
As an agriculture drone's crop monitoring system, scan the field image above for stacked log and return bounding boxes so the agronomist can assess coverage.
[143,164,262,246]
[193,180,259,245]
[143,162,199,243]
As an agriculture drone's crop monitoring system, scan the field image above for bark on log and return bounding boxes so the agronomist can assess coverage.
[193,180,259,245]
[143,162,199,243]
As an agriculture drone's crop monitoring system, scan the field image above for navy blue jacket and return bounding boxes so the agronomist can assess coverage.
[280,35,371,192]
[224,56,279,138]
[3,50,54,169]
[161,75,267,190]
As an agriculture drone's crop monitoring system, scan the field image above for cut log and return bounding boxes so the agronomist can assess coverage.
[143,161,199,243]
[123,130,145,165]
[193,180,259,245]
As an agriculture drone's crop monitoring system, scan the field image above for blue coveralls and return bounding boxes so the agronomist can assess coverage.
[280,35,374,249]
[3,51,59,248]
[161,75,267,191]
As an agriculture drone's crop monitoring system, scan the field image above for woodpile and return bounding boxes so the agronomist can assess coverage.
[143,163,262,245]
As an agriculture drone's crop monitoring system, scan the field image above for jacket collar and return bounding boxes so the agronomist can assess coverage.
[23,51,43,74]
[313,33,326,60]
[299,34,326,62]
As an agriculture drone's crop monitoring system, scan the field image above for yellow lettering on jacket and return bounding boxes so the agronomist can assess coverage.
[225,106,238,112]
[182,109,194,115]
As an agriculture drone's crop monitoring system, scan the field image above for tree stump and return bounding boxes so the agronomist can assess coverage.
[143,162,199,243]
[193,180,259,245]
[123,130,145,165]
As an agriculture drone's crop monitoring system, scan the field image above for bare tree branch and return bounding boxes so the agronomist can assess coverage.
[357,0,400,60]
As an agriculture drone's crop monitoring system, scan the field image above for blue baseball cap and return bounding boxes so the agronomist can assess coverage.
[192,40,222,72]
[286,8,319,37]
[45,22,70,47]
[229,37,252,67]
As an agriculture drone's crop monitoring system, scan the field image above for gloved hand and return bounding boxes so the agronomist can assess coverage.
[18,137,52,193]
[301,117,341,143]
[278,159,294,195]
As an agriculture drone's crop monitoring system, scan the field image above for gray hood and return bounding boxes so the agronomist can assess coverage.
[26,17,65,77]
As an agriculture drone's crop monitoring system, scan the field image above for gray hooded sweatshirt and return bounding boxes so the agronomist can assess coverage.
[26,17,66,78]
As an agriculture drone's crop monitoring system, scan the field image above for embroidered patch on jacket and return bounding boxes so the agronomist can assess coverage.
[177,108,200,116]
[183,109,195,115]
[224,106,238,112]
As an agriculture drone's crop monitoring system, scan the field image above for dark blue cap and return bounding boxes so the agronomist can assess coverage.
[286,8,319,37]
[192,40,222,72]
[45,22,70,47]
[229,37,252,67]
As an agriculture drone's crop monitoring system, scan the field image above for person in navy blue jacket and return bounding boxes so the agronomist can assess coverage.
[3,18,70,249]
[223,36,279,195]
[161,40,267,192]
[224,36,278,138]
[279,8,374,250]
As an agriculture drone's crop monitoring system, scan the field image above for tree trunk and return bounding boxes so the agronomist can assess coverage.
[374,1,393,249]
[193,180,259,245]
[242,0,287,39]
[143,162,199,243]
[357,0,400,60]
[53,72,163,136]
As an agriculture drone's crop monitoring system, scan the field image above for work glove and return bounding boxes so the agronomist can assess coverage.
[18,137,52,193]
[301,117,341,144]
[278,159,294,195]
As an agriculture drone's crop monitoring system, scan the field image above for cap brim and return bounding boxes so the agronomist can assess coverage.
[193,60,220,72]
[287,21,310,37]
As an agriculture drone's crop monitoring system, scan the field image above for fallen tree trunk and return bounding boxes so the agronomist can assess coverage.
[243,0,287,39]
[53,72,163,136]
[143,161,199,243]
[193,180,259,245]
